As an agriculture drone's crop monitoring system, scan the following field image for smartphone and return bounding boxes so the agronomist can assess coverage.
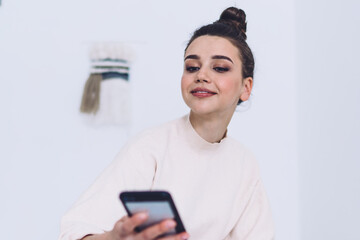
[119,191,186,237]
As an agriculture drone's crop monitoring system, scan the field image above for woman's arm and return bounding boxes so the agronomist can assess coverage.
[59,136,160,240]
[227,180,275,240]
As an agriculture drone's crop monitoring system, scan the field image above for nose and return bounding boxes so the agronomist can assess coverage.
[196,79,209,83]
[195,68,210,83]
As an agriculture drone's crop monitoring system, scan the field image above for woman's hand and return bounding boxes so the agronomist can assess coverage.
[82,212,189,240]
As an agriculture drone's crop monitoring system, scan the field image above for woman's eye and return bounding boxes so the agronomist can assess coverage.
[214,67,229,73]
[186,66,200,73]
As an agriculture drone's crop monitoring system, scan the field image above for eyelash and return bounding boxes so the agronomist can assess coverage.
[186,66,200,73]
[213,67,229,73]
[185,66,229,73]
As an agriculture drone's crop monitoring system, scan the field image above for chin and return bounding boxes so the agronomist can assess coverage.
[189,105,217,116]
[184,98,220,115]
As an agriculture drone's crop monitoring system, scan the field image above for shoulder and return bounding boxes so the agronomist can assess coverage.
[123,116,186,151]
[224,136,256,159]
[222,136,260,176]
[112,117,185,167]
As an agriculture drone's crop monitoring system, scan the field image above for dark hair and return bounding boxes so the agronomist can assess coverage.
[185,7,254,81]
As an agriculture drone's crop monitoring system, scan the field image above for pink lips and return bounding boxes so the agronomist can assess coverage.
[190,88,217,98]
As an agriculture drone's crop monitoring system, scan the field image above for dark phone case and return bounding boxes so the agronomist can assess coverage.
[119,191,186,235]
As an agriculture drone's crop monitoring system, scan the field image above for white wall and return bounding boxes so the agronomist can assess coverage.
[296,0,360,239]
[0,0,300,239]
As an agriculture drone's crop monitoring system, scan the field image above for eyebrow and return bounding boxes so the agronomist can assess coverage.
[184,54,233,63]
[184,55,200,61]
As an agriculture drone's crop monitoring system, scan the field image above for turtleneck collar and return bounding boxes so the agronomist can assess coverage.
[181,114,228,151]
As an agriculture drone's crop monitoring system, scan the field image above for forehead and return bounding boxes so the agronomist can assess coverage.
[185,35,240,61]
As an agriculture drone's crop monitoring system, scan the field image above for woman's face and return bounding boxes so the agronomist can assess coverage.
[181,35,252,118]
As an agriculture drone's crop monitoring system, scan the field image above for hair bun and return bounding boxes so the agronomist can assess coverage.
[219,7,247,40]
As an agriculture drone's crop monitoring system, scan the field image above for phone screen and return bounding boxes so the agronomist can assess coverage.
[120,191,186,236]
[124,201,176,234]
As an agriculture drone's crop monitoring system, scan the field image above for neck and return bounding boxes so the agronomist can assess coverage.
[189,111,233,143]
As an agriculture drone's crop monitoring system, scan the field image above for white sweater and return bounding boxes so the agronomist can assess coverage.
[59,115,274,240]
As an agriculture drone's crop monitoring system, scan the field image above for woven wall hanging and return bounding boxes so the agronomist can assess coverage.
[80,43,133,125]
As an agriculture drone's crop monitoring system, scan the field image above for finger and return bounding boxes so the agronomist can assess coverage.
[117,216,129,223]
[158,232,190,240]
[113,215,129,232]
[137,219,177,240]
[116,212,148,236]
[119,215,128,222]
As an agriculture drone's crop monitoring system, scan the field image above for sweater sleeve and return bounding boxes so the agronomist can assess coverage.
[226,179,275,240]
[58,134,158,240]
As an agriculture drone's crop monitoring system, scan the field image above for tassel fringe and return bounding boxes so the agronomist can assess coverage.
[80,73,102,114]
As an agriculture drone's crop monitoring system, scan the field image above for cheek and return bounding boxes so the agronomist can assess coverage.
[180,75,192,105]
[181,75,191,92]
[218,77,242,96]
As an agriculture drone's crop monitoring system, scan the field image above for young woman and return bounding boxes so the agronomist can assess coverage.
[59,7,274,240]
